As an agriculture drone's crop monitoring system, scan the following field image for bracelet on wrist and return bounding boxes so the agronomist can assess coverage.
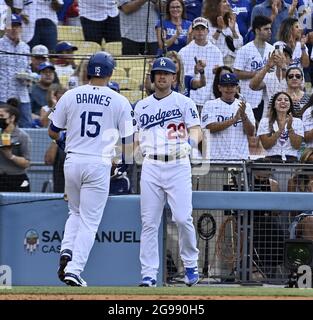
[216,29,222,33]
[199,70,205,75]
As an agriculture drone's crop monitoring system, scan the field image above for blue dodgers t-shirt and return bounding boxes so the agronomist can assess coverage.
[229,0,252,38]
[155,19,192,52]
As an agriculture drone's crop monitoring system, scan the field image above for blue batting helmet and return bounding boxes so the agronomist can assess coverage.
[87,51,115,78]
[150,57,176,83]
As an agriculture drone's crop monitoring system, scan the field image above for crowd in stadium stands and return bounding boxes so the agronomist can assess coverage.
[1,0,313,194]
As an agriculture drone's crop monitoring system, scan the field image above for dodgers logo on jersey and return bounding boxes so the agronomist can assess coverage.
[140,108,182,129]
[95,66,101,76]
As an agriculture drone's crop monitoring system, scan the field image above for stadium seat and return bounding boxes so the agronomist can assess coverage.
[116,59,149,77]
[71,41,102,65]
[111,68,128,79]
[120,90,145,103]
[111,76,140,90]
[104,41,122,56]
[57,25,84,41]
[128,67,146,82]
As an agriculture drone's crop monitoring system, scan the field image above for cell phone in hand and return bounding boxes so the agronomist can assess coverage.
[274,44,280,53]
[194,56,198,64]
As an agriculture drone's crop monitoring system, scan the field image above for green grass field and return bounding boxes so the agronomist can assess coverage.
[1,286,313,297]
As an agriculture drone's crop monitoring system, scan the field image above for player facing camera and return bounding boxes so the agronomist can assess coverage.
[87,51,116,79]
[150,57,176,83]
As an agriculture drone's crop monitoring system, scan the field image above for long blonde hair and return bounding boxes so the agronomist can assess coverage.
[166,51,185,94]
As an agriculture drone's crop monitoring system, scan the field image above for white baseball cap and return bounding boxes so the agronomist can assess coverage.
[31,45,49,57]
[192,17,209,29]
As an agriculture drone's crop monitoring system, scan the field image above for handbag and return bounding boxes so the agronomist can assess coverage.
[224,34,236,52]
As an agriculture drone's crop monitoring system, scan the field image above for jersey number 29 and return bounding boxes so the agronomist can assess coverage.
[80,111,103,137]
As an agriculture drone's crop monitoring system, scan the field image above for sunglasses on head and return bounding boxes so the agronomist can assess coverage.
[287,74,302,80]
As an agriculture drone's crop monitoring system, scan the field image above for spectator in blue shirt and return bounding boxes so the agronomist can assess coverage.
[183,0,203,21]
[155,0,192,55]
[251,0,298,44]
[228,0,252,38]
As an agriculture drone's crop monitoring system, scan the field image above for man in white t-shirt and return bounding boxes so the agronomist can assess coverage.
[179,17,223,109]
[233,15,274,121]
[201,73,255,161]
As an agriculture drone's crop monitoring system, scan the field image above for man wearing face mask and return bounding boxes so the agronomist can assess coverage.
[0,104,31,192]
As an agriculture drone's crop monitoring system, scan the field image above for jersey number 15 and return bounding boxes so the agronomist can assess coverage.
[80,111,103,137]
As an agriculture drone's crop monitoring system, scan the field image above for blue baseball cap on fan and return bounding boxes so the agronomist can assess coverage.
[55,41,78,53]
[219,73,239,86]
[38,62,55,72]
[108,81,120,92]
[11,14,22,25]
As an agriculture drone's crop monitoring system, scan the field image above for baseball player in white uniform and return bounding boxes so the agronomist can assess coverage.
[134,57,203,287]
[48,51,134,286]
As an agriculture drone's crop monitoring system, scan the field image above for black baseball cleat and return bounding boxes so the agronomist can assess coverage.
[57,249,72,282]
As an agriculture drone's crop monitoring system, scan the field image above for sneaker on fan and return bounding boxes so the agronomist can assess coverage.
[139,276,156,287]
[64,272,87,287]
[184,267,199,286]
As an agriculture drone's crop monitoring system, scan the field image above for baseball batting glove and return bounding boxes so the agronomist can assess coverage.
[170,144,191,159]
[56,131,66,151]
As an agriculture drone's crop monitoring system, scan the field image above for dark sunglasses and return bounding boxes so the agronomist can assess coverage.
[287,74,302,80]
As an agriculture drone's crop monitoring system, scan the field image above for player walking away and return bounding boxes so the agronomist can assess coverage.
[48,51,134,287]
[134,57,203,287]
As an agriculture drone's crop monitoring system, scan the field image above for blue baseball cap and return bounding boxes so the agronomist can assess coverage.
[38,62,55,72]
[108,81,120,92]
[219,73,239,86]
[11,14,22,25]
[55,41,78,53]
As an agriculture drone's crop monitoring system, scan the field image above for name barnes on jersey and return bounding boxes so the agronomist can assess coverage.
[76,93,112,106]
[140,107,182,129]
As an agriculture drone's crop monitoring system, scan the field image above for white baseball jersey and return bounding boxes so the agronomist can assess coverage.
[302,107,313,148]
[49,84,134,161]
[233,41,274,108]
[134,91,200,156]
[178,40,223,105]
[257,117,304,159]
[201,98,255,160]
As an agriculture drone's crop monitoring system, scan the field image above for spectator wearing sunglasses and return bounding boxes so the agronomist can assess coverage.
[286,66,310,118]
